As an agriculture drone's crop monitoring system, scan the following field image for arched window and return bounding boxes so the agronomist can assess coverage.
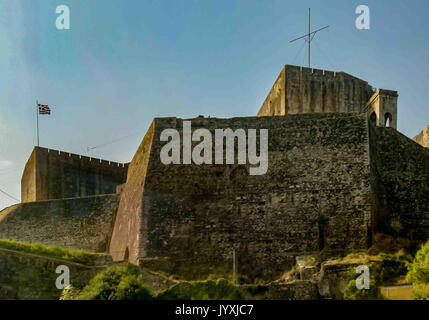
[370,112,377,124]
[385,113,392,127]
[124,247,129,261]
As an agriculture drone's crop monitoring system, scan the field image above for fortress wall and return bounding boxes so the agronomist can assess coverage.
[0,194,120,252]
[413,125,429,148]
[369,124,429,241]
[257,65,374,117]
[112,113,373,280]
[21,147,128,202]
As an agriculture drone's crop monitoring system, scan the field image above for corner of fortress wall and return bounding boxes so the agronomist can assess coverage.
[110,113,376,279]
[109,119,158,264]
[21,146,129,202]
[413,125,429,148]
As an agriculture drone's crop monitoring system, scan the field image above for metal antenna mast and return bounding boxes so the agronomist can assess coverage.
[290,8,329,68]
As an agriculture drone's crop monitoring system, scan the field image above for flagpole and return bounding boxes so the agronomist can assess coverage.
[36,100,39,147]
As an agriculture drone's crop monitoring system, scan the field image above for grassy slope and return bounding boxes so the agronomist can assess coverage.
[0,239,107,265]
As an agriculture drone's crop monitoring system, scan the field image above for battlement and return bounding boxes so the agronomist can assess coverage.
[21,146,129,202]
[34,147,128,168]
[285,64,371,83]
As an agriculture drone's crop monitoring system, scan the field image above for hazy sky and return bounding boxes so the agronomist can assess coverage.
[1,0,429,210]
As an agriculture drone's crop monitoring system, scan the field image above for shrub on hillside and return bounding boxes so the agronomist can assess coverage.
[61,265,153,300]
[342,251,411,300]
[157,279,242,300]
[343,275,381,300]
[372,251,412,283]
[60,285,80,300]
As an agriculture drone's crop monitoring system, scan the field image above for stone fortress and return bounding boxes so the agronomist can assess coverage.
[1,64,428,283]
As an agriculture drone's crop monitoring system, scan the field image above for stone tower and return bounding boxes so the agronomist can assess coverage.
[257,64,375,116]
[257,64,399,130]
[366,89,399,129]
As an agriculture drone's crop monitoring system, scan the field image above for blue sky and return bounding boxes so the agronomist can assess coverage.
[1,0,429,209]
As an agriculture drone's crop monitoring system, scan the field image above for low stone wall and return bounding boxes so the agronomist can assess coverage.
[0,194,120,253]
[0,248,108,300]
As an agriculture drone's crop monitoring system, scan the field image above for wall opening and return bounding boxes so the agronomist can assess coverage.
[385,113,392,127]
[318,213,330,250]
[124,247,129,261]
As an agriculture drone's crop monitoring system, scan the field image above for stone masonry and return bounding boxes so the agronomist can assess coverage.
[110,114,374,280]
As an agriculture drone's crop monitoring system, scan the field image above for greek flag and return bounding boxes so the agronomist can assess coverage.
[38,104,51,115]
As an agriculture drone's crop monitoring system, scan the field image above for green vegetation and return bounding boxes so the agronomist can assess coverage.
[341,250,412,300]
[61,265,153,300]
[61,264,242,300]
[343,276,381,300]
[407,241,429,300]
[0,239,104,264]
[157,279,242,300]
[372,251,412,284]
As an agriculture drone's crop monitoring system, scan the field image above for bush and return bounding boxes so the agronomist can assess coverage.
[157,279,242,300]
[60,285,80,300]
[342,250,414,300]
[342,265,381,300]
[407,241,429,284]
[373,251,412,283]
[343,276,381,300]
[115,275,153,300]
[411,284,429,300]
[407,241,429,300]
[61,265,153,300]
[61,266,242,300]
